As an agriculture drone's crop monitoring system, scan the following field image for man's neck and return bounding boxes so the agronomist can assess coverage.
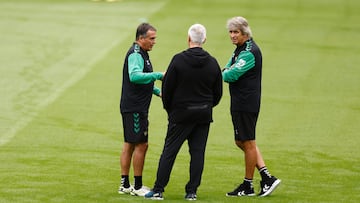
[189,42,202,48]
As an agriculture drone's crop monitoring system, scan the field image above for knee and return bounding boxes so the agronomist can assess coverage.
[236,140,255,151]
[235,140,244,150]
[136,142,148,152]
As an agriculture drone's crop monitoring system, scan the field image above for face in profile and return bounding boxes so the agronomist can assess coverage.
[139,30,157,51]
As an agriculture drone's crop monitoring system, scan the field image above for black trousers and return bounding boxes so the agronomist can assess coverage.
[153,122,210,193]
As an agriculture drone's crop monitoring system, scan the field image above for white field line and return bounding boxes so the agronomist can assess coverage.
[0,38,121,146]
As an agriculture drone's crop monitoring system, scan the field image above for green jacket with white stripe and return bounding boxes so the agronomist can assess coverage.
[222,39,262,113]
[120,43,162,113]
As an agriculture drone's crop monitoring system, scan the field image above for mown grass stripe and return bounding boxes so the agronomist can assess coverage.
[0,0,167,145]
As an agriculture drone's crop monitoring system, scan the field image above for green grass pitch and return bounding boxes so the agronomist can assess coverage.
[1,0,360,202]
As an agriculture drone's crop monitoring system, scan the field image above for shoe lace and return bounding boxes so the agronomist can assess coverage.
[263,169,272,179]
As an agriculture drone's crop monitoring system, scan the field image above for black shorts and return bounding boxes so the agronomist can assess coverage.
[121,112,149,143]
[231,111,259,141]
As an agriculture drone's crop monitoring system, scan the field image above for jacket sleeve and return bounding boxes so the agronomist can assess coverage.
[153,86,161,97]
[222,51,255,83]
[161,57,177,111]
[213,60,223,107]
[128,53,163,84]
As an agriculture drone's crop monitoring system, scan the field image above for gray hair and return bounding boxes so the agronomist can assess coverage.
[188,23,206,45]
[226,16,252,37]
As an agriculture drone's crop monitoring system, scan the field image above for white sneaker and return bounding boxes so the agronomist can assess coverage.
[118,185,133,194]
[130,185,150,196]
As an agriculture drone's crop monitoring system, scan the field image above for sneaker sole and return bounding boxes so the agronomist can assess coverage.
[118,191,131,195]
[131,191,148,196]
[118,189,132,195]
[130,186,150,196]
[226,193,256,197]
[259,179,281,197]
[145,197,164,200]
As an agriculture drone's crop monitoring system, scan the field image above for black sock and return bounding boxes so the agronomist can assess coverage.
[243,178,253,189]
[259,166,272,180]
[121,175,130,188]
[134,176,142,190]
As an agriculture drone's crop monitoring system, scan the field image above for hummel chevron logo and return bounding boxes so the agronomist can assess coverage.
[238,191,246,196]
[133,113,140,120]
[133,113,140,133]
[263,184,270,192]
[134,127,140,133]
[134,121,140,133]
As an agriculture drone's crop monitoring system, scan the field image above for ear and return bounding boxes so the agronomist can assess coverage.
[202,37,207,44]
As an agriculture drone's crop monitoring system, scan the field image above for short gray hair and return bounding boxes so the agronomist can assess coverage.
[188,23,206,44]
[226,16,252,37]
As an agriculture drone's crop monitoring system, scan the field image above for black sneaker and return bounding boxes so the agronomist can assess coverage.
[226,183,255,197]
[185,193,197,201]
[258,176,281,197]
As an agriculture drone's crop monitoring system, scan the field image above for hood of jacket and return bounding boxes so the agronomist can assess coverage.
[182,47,211,68]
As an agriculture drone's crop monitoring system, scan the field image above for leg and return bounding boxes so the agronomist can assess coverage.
[119,142,134,194]
[186,124,210,193]
[255,146,274,180]
[121,142,135,175]
[254,146,273,179]
[130,142,150,194]
[120,113,136,177]
[130,112,149,192]
[236,140,257,180]
[153,123,189,192]
[133,142,148,176]
[119,112,149,195]
[255,146,266,169]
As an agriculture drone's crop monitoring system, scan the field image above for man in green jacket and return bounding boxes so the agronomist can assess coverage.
[222,16,281,197]
[118,23,163,197]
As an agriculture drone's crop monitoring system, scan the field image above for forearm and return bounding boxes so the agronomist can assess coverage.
[222,51,255,82]
[130,71,163,84]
